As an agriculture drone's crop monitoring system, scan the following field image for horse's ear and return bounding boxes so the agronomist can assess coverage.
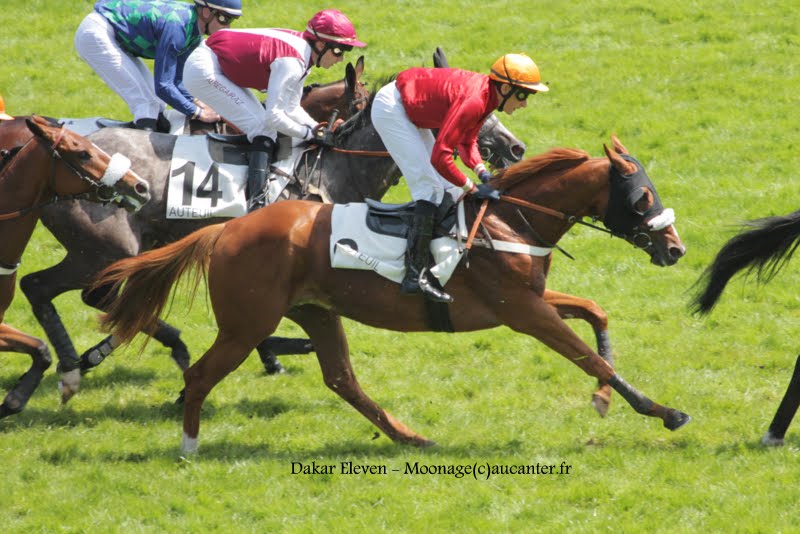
[25,115,48,139]
[433,47,450,69]
[354,55,365,80]
[611,134,629,155]
[345,63,356,93]
[604,143,637,175]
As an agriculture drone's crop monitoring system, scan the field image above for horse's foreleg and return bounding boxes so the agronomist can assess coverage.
[288,305,434,447]
[81,282,191,374]
[762,354,800,446]
[503,294,690,431]
[256,337,315,375]
[20,267,82,403]
[544,289,613,417]
[0,324,52,418]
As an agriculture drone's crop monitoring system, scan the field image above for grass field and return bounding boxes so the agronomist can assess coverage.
[2,0,800,531]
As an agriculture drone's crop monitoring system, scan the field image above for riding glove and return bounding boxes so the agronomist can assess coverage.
[477,169,493,184]
[473,183,501,201]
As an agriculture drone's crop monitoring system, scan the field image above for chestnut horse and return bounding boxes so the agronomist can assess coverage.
[692,209,800,446]
[0,115,150,417]
[94,136,689,454]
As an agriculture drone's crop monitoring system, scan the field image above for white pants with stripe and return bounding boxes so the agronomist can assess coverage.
[74,12,163,122]
[371,81,460,205]
[183,42,272,142]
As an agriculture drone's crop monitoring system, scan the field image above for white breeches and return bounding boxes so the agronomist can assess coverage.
[183,43,272,142]
[372,82,461,205]
[74,12,162,121]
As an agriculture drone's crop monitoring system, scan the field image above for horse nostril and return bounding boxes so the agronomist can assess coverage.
[511,144,525,160]
[135,182,150,195]
[669,246,685,260]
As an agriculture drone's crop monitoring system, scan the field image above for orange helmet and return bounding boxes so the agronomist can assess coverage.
[489,54,549,93]
[0,94,13,120]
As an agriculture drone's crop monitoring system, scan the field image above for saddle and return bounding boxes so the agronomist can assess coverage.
[365,195,458,239]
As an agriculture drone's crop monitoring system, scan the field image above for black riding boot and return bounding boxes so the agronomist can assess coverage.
[400,200,453,303]
[248,136,275,212]
[156,112,171,134]
[134,117,158,131]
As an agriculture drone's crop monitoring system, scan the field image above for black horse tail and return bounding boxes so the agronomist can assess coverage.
[692,209,800,315]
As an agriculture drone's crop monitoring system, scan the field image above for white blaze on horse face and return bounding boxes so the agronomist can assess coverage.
[100,152,133,186]
[646,208,676,231]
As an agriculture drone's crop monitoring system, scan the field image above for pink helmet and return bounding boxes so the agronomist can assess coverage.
[303,9,366,48]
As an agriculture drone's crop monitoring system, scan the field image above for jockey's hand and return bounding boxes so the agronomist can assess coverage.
[477,169,493,184]
[310,123,335,148]
[472,183,501,201]
[197,106,221,123]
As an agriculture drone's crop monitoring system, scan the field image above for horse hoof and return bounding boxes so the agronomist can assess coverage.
[761,430,785,447]
[58,369,82,404]
[592,393,610,418]
[663,409,691,431]
[265,362,286,375]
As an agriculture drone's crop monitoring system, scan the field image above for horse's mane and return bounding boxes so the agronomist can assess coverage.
[494,148,591,189]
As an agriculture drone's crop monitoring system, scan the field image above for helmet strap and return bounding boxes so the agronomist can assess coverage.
[310,40,334,68]
[495,81,514,113]
[197,6,213,35]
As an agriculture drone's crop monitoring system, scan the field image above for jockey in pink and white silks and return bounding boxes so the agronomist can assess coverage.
[183,9,366,211]
[371,54,549,303]
[74,0,242,132]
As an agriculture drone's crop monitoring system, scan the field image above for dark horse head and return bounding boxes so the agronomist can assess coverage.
[494,135,685,267]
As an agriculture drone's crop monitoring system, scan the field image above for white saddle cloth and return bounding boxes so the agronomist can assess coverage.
[330,203,466,287]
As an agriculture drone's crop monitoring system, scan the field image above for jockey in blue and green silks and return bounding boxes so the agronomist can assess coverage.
[74,0,242,132]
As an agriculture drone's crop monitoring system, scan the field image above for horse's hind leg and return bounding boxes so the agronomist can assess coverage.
[0,324,52,418]
[288,305,434,447]
[762,354,800,446]
[256,337,315,375]
[181,331,258,454]
[544,290,614,417]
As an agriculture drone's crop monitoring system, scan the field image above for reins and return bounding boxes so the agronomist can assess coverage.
[463,190,626,260]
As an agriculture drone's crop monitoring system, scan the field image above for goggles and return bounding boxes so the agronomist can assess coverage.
[330,44,353,57]
[215,12,238,25]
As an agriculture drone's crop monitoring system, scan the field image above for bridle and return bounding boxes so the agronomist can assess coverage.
[464,166,675,258]
[0,125,128,221]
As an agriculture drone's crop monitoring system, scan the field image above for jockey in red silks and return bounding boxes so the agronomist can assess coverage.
[183,9,366,211]
[75,0,242,132]
[0,94,13,121]
[372,54,549,303]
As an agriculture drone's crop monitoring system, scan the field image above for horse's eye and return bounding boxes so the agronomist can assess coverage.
[78,151,91,161]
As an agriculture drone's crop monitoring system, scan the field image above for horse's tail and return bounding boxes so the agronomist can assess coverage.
[92,223,227,345]
[691,209,800,315]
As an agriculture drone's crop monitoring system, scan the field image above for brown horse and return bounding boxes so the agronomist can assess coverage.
[94,136,689,454]
[0,115,150,417]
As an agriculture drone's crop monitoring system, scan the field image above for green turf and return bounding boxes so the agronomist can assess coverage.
[2,0,799,531]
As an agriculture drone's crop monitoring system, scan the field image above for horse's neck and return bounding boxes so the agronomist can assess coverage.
[0,143,47,264]
[0,140,50,212]
[486,158,609,245]
[317,119,399,203]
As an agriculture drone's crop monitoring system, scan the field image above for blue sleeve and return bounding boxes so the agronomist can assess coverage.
[152,23,198,117]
